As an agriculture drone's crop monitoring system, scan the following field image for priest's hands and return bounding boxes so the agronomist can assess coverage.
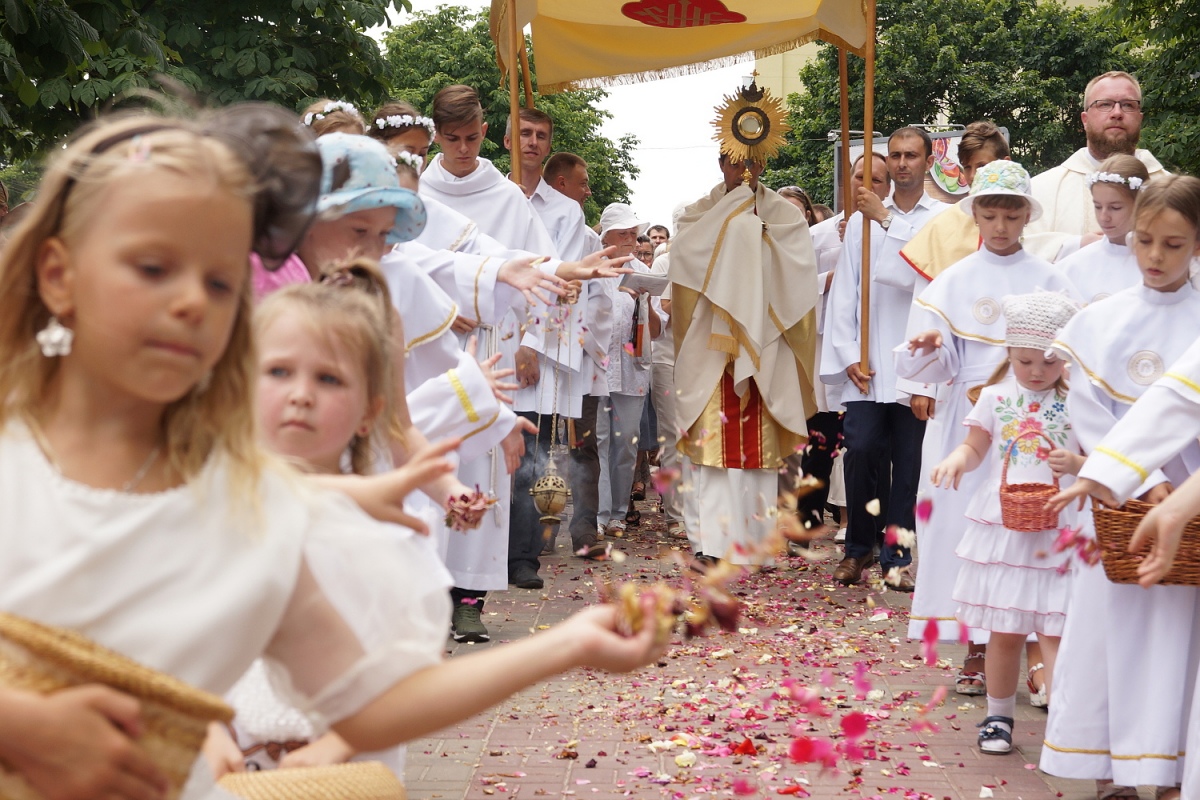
[847,363,874,393]
[555,247,635,282]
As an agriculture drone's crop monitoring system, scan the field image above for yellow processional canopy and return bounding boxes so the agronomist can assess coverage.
[489,0,870,94]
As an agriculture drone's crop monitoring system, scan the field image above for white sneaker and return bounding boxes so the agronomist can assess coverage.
[834,527,847,543]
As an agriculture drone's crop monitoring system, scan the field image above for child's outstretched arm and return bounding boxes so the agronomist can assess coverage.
[930,427,989,490]
[1129,470,1200,587]
[331,599,667,752]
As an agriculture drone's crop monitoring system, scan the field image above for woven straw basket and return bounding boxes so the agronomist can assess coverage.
[0,612,232,800]
[999,430,1060,532]
[219,762,407,800]
[1092,498,1200,586]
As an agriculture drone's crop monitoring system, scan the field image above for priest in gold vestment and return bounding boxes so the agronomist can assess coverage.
[669,153,819,564]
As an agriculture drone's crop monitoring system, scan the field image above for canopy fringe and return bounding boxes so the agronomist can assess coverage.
[538,27,864,95]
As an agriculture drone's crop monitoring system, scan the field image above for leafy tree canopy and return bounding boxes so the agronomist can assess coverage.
[1109,0,1200,175]
[1,0,409,158]
[765,0,1137,205]
[382,5,639,224]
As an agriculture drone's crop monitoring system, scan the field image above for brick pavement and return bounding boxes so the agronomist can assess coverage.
[407,500,1104,800]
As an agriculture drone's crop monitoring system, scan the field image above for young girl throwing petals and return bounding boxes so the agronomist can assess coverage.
[896,160,1079,690]
[929,292,1079,754]
[1041,174,1200,800]
[1056,154,1148,304]
[0,107,667,800]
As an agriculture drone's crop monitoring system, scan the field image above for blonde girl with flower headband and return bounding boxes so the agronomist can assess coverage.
[301,98,366,136]
[1057,154,1150,305]
[368,100,435,169]
[0,107,666,799]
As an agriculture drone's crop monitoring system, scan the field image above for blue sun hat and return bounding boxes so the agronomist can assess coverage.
[959,159,1044,222]
[315,133,426,244]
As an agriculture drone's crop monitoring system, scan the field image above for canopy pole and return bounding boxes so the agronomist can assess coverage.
[507,0,522,186]
[859,0,876,374]
[518,40,535,109]
[838,48,851,220]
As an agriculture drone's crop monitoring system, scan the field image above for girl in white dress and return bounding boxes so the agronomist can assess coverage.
[1057,154,1148,304]
[928,292,1079,755]
[897,160,1078,694]
[0,107,666,800]
[1041,175,1200,800]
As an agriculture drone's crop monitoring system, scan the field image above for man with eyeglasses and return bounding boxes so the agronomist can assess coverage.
[1027,70,1167,257]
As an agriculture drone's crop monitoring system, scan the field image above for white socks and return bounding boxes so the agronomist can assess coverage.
[987,694,1016,721]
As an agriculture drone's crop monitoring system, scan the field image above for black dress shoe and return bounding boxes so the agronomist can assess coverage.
[509,564,544,590]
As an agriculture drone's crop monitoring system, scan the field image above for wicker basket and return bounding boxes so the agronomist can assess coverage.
[0,612,233,800]
[219,762,407,800]
[1092,498,1200,586]
[999,430,1060,532]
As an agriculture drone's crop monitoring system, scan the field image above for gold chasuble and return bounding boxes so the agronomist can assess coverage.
[669,182,819,469]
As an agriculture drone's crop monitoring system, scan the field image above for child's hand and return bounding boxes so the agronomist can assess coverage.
[278,733,355,770]
[465,336,518,405]
[1046,477,1116,514]
[930,454,965,490]
[564,599,670,673]
[0,686,169,800]
[202,721,244,779]
[556,247,635,282]
[347,438,459,532]
[499,256,567,307]
[1129,495,1192,587]
[501,418,537,474]
[1140,481,1173,505]
[907,330,943,355]
[1048,449,1085,478]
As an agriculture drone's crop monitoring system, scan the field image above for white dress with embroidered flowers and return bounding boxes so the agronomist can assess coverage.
[951,376,1075,636]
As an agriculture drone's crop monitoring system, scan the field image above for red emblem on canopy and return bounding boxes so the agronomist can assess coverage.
[621,0,747,28]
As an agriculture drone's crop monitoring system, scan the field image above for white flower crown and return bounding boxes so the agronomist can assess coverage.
[394,151,424,171]
[1086,171,1144,191]
[375,114,436,135]
[303,101,360,126]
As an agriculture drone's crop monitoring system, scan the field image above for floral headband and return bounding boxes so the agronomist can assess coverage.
[375,114,436,136]
[394,150,424,171]
[303,101,360,127]
[1086,171,1144,191]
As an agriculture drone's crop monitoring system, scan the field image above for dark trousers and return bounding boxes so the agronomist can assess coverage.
[508,411,557,575]
[842,401,926,570]
[567,394,602,549]
[798,411,843,528]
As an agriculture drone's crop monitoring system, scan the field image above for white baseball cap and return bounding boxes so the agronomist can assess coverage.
[598,202,648,240]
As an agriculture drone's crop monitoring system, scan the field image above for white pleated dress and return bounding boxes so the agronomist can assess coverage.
[951,376,1075,636]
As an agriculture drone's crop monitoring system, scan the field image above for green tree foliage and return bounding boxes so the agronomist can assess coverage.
[0,0,409,158]
[765,0,1136,205]
[382,5,639,224]
[1109,0,1200,175]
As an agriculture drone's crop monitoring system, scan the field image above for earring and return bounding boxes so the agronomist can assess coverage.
[193,371,213,395]
[36,316,73,357]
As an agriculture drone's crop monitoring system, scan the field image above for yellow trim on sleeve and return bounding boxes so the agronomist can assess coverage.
[405,305,458,354]
[472,257,491,324]
[1164,370,1200,397]
[1093,446,1149,482]
[446,369,480,423]
[460,410,501,442]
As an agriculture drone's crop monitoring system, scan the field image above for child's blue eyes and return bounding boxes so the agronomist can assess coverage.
[267,366,289,378]
[318,373,343,386]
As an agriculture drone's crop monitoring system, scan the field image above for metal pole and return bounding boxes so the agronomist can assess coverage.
[507,0,522,186]
[859,0,876,373]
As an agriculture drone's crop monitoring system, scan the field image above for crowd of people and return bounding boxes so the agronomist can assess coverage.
[0,66,1198,800]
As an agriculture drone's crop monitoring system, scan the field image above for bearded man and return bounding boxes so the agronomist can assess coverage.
[1026,71,1166,254]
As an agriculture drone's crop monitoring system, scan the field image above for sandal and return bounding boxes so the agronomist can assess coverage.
[625,508,641,527]
[1096,781,1141,799]
[955,653,986,696]
[630,481,646,501]
[976,715,1013,754]
[1027,662,1048,709]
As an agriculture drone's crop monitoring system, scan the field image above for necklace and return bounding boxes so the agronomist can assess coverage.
[27,420,162,493]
